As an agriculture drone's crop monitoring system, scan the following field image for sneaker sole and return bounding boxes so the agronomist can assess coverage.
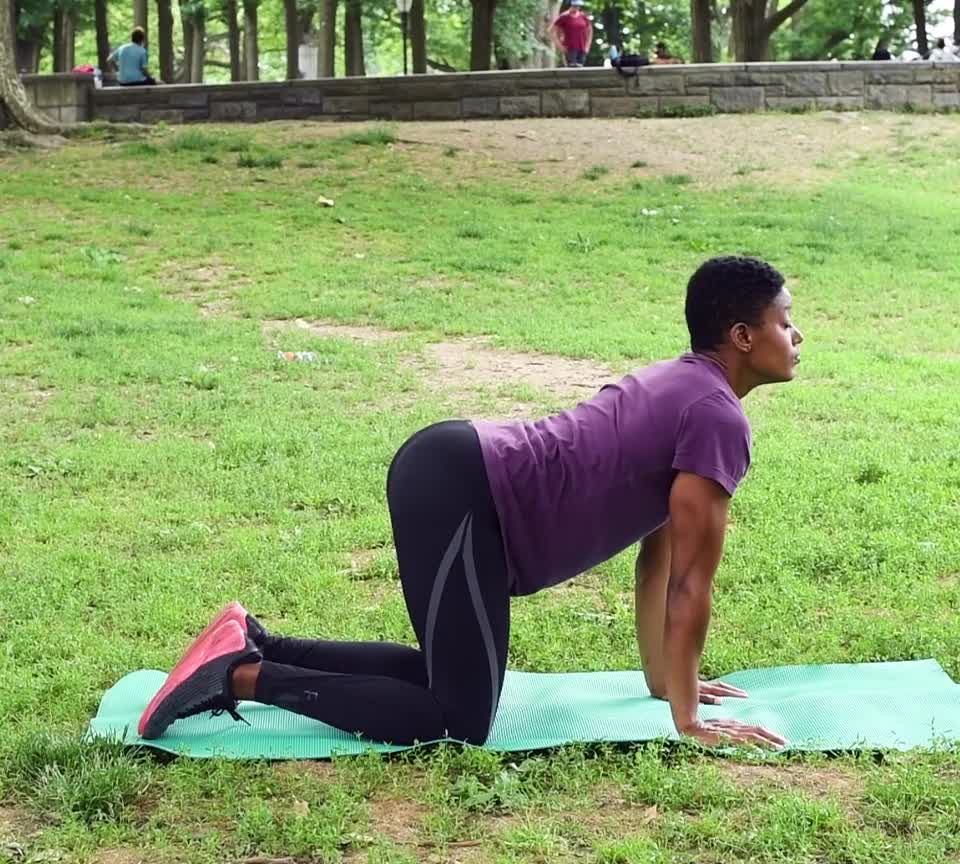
[138,602,248,737]
[140,633,258,740]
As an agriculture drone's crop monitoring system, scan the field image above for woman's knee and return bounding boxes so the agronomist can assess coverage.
[445,715,493,745]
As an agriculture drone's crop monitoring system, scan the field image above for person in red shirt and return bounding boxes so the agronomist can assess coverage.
[550,0,592,68]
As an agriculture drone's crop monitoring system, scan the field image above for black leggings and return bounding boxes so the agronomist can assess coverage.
[252,421,511,745]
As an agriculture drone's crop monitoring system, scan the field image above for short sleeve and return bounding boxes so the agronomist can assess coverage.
[672,392,751,496]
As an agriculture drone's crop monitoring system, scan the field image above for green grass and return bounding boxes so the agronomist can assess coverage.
[1,117,960,863]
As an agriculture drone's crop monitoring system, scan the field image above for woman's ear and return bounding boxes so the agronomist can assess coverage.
[729,322,752,353]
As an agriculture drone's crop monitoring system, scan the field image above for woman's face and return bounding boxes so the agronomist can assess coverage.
[743,288,804,383]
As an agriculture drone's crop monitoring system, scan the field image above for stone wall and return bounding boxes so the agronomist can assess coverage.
[20,73,93,124]
[15,62,960,128]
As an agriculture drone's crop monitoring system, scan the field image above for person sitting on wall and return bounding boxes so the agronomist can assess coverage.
[871,40,892,61]
[928,38,960,63]
[651,41,683,65]
[108,27,158,86]
[550,0,593,68]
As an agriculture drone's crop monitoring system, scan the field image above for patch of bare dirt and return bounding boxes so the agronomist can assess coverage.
[257,114,960,188]
[720,762,864,808]
[409,338,613,414]
[366,796,429,847]
[261,318,406,344]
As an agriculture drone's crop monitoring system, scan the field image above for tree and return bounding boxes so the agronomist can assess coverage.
[133,0,148,42]
[283,0,298,78]
[410,0,426,72]
[94,0,110,70]
[955,0,959,44]
[470,0,497,69]
[912,0,928,55]
[316,0,337,77]
[157,0,174,81]
[1,0,61,132]
[691,0,712,61]
[344,0,365,75]
[223,0,241,79]
[730,0,810,61]
[243,0,258,79]
[773,1,911,60]
[183,0,205,81]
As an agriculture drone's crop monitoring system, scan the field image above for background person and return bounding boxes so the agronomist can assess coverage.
[108,27,157,86]
[550,0,593,68]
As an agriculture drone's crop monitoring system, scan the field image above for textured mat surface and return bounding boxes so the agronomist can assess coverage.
[88,660,960,759]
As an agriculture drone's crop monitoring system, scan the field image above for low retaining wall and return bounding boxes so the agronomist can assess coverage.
[15,62,960,127]
[20,73,93,124]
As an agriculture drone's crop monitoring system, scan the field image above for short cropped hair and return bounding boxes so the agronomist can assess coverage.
[131,26,145,44]
[685,256,785,352]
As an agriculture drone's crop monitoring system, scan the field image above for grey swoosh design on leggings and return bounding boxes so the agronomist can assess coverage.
[424,513,501,736]
[461,515,501,735]
[424,513,469,686]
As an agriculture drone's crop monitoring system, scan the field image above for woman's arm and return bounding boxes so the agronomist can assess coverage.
[664,472,786,748]
[635,522,671,698]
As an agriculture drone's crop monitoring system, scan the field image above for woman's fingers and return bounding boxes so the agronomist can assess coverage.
[700,680,748,698]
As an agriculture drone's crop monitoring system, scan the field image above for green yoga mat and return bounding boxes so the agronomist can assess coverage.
[88,660,960,759]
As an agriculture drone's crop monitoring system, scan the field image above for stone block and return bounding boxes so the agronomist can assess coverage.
[413,100,461,120]
[93,104,142,122]
[658,94,711,110]
[784,73,828,96]
[685,70,741,88]
[297,88,324,105]
[210,100,257,120]
[169,90,209,108]
[865,66,933,85]
[865,84,932,109]
[827,71,864,95]
[462,96,500,118]
[630,71,685,95]
[766,96,816,112]
[499,95,541,117]
[933,91,960,108]
[710,86,764,112]
[815,96,864,110]
[591,95,658,117]
[255,105,319,121]
[369,101,414,120]
[322,96,369,114]
[542,89,590,116]
[141,109,185,124]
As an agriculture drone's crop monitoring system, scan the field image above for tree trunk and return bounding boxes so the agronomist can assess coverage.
[53,5,64,72]
[600,5,620,51]
[317,0,337,77]
[94,0,110,70]
[190,12,205,82]
[224,0,241,80]
[410,0,426,72]
[470,0,496,70]
[530,0,560,68]
[133,0,148,44]
[283,0,298,78]
[344,0,364,76]
[157,0,174,82]
[730,0,808,61]
[0,0,62,132]
[912,0,928,56]
[181,14,193,82]
[243,0,259,79]
[691,0,712,62]
[63,8,74,69]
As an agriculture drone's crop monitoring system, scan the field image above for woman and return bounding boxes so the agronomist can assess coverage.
[140,256,802,749]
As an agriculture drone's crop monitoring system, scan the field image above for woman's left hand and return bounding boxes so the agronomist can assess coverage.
[699,680,748,705]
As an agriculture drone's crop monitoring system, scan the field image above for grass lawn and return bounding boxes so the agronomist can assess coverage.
[1,113,959,863]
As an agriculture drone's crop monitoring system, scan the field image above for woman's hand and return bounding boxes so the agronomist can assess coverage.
[698,679,747,705]
[679,718,788,749]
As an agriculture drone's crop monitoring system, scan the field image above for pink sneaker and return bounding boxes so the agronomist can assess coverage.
[139,616,259,739]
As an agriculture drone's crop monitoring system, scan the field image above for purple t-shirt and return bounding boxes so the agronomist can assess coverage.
[475,353,751,596]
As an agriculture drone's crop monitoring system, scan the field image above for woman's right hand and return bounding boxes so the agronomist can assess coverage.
[678,718,787,749]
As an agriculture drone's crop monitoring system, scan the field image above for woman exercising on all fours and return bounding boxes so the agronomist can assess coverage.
[139,255,803,749]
